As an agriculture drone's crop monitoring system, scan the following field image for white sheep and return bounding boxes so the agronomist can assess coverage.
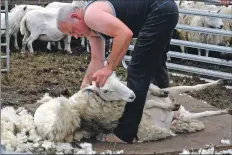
[176,2,225,56]
[19,7,74,54]
[187,9,224,57]
[1,5,44,50]
[34,72,231,143]
[219,5,232,47]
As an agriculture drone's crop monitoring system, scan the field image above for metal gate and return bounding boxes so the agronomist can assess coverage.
[119,0,232,80]
[1,0,10,73]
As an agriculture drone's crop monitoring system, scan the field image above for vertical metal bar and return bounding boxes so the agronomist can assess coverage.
[5,0,9,73]
[0,0,2,154]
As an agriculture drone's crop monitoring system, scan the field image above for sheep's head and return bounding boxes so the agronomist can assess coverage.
[84,72,136,102]
[206,10,224,29]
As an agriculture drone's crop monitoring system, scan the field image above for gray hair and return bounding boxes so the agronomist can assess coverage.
[56,5,79,29]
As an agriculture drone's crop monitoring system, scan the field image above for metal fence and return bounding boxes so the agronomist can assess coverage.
[1,0,10,73]
[120,0,232,80]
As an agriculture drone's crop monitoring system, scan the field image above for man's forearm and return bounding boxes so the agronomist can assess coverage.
[106,31,132,71]
[84,60,104,82]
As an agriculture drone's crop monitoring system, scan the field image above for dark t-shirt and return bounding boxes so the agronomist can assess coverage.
[84,0,154,39]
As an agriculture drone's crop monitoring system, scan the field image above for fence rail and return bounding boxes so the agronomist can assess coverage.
[1,0,10,73]
[122,0,232,79]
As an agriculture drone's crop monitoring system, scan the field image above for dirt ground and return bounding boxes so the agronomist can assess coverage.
[1,45,232,111]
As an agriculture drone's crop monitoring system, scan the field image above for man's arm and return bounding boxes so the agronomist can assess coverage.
[81,35,105,88]
[84,3,133,71]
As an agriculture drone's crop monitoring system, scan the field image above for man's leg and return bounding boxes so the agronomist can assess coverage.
[151,36,172,89]
[111,0,179,143]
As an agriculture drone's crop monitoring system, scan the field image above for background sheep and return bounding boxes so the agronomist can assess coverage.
[19,8,73,54]
[1,5,43,50]
[187,9,224,57]
[219,5,232,47]
[175,2,225,56]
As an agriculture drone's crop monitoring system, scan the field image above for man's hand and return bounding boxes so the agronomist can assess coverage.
[220,0,230,6]
[80,76,90,89]
[92,66,113,88]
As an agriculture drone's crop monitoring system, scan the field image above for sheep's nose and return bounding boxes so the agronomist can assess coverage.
[220,25,223,29]
[129,95,135,100]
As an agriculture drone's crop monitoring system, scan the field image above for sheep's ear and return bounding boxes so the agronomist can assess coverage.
[15,4,18,7]
[85,84,97,92]
[23,6,27,11]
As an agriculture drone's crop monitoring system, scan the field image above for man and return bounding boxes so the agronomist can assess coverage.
[57,0,230,144]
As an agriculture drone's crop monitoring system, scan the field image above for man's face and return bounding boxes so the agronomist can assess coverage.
[59,18,90,38]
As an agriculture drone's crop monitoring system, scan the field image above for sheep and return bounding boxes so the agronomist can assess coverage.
[77,79,231,142]
[219,5,232,47]
[176,2,225,56]
[34,72,231,143]
[20,8,73,54]
[1,5,44,50]
[187,9,224,57]
[34,72,136,142]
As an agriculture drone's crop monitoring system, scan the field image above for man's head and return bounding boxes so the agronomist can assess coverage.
[57,6,90,38]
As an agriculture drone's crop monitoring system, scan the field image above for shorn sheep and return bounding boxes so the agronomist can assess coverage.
[20,8,72,54]
[1,5,43,50]
[34,72,231,143]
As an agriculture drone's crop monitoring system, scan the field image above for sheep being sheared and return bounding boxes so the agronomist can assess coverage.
[34,72,231,143]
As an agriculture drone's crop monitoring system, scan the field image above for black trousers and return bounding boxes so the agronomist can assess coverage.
[114,0,179,143]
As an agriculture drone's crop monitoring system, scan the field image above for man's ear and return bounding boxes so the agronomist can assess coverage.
[71,13,82,20]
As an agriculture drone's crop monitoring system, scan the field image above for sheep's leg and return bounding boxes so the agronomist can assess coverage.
[64,35,72,54]
[27,34,39,54]
[86,40,90,53]
[58,41,62,51]
[177,105,230,121]
[206,49,209,57]
[170,105,231,133]
[180,46,186,53]
[145,100,179,111]
[198,48,201,56]
[81,37,85,47]
[162,79,226,96]
[13,32,19,50]
[21,33,30,53]
[149,84,169,97]
[47,42,51,51]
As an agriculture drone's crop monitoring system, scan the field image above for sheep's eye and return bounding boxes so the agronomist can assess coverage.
[103,90,109,93]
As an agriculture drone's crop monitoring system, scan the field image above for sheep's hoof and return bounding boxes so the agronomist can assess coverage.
[151,90,169,98]
[217,79,228,86]
[172,104,180,111]
[71,140,82,149]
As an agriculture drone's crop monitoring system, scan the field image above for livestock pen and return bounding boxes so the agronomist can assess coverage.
[0,0,232,154]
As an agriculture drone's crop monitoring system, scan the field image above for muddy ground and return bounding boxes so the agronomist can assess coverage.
[1,42,232,112]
